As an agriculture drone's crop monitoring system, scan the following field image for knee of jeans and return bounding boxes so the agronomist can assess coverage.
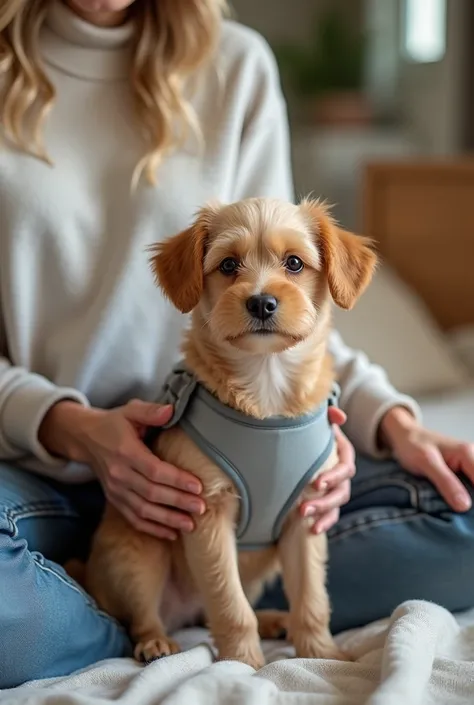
[0,542,46,684]
[0,521,74,684]
[0,522,132,687]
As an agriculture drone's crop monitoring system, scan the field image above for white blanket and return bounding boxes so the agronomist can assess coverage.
[3,600,474,705]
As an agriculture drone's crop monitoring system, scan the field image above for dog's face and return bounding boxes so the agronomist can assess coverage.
[151,198,376,354]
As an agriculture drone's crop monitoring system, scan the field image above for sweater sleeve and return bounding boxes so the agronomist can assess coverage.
[230,35,422,458]
[0,353,89,464]
[329,330,422,457]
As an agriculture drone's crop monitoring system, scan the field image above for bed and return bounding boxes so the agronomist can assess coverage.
[3,161,474,705]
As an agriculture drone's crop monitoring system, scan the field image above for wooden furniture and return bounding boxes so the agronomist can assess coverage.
[362,161,474,330]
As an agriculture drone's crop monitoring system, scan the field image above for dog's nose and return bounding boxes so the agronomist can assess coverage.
[246,294,278,321]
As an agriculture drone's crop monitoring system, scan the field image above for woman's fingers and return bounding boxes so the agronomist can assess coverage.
[120,490,196,533]
[123,400,174,427]
[301,479,351,518]
[312,508,340,535]
[313,427,355,493]
[124,440,203,495]
[119,504,179,540]
[126,469,205,515]
[335,425,356,464]
[313,461,355,492]
[420,446,472,512]
[448,443,474,484]
[460,443,474,479]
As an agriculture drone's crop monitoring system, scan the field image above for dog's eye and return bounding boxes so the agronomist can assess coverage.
[219,257,240,276]
[285,255,304,273]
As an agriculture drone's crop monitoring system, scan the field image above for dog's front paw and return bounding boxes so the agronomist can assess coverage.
[134,635,181,663]
[293,630,347,661]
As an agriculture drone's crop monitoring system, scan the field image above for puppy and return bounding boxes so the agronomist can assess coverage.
[84,197,376,669]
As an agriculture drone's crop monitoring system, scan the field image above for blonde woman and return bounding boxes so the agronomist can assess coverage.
[1,0,474,688]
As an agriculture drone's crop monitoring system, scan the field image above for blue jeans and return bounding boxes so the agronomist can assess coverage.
[1,458,474,688]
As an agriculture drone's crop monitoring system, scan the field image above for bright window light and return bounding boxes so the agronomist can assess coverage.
[403,0,446,63]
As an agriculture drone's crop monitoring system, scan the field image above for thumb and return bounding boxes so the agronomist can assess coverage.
[124,400,174,426]
[328,406,347,427]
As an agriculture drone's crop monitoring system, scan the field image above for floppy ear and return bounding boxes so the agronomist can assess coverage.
[300,199,377,309]
[149,206,217,313]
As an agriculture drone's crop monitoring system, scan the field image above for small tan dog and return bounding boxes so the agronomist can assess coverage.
[84,197,376,669]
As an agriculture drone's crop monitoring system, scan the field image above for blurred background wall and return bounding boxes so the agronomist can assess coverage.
[231,0,471,229]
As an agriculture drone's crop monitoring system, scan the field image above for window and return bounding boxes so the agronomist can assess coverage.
[402,0,447,63]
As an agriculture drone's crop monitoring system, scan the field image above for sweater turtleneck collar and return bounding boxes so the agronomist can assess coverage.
[41,1,134,81]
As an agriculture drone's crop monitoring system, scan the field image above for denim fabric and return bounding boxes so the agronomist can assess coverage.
[259,455,474,633]
[0,464,132,689]
[1,457,474,687]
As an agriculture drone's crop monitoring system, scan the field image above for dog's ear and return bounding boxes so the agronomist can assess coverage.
[300,199,377,309]
[149,205,219,313]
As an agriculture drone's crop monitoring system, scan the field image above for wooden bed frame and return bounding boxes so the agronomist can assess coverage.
[362,161,474,330]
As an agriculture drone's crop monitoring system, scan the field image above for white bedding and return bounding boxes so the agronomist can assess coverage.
[4,601,474,705]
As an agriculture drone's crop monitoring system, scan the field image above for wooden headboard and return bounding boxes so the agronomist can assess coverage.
[362,161,474,330]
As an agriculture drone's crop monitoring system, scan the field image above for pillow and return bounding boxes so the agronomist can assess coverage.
[446,325,474,378]
[332,265,469,396]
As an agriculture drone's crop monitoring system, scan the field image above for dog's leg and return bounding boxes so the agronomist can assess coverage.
[278,514,344,661]
[126,542,181,664]
[86,507,179,663]
[182,491,265,670]
[237,548,288,641]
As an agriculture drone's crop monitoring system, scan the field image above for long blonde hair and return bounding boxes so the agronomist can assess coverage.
[0,0,227,184]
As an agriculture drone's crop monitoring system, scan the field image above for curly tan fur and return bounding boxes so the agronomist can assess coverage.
[85,197,376,667]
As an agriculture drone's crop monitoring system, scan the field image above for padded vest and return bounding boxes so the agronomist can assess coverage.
[150,364,338,550]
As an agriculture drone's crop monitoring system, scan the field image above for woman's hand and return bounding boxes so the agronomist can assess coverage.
[380,407,474,513]
[300,407,356,534]
[39,399,206,540]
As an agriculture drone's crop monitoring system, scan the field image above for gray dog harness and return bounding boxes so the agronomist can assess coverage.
[150,364,338,550]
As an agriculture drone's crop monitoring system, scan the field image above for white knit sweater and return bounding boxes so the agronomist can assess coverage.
[0,1,420,482]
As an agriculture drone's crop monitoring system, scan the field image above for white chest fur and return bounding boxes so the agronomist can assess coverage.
[233,346,307,416]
